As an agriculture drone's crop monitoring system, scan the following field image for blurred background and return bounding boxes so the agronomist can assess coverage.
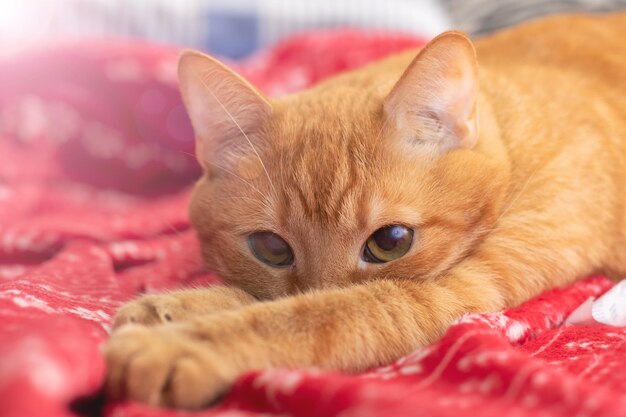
[0,0,449,58]
[3,0,626,59]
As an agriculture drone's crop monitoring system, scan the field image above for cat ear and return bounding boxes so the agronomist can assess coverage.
[384,31,479,151]
[178,50,272,172]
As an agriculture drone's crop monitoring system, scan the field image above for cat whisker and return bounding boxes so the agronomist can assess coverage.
[374,104,393,145]
[163,220,187,238]
[175,145,269,203]
[176,150,197,160]
[225,196,274,214]
[495,171,536,224]
[193,71,276,194]
[212,162,267,199]
[483,170,538,235]
[279,148,287,190]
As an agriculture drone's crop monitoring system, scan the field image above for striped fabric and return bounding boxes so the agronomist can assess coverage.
[0,0,450,58]
[441,0,626,35]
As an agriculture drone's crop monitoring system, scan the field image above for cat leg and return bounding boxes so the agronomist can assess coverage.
[112,286,257,329]
[105,271,505,409]
[105,214,606,409]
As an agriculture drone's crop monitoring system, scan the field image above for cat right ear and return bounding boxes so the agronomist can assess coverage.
[178,50,272,173]
[384,31,479,153]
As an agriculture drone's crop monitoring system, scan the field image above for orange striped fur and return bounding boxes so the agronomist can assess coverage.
[106,12,626,409]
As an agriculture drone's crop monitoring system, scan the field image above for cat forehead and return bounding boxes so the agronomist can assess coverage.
[224,83,428,227]
[266,148,423,231]
[275,85,384,122]
[276,147,370,228]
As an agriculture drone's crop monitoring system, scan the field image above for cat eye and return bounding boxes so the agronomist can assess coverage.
[248,232,294,267]
[363,225,414,263]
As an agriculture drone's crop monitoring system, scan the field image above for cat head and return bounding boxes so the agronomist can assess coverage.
[180,31,509,300]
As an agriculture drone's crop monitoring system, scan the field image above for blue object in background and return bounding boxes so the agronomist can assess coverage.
[206,10,259,59]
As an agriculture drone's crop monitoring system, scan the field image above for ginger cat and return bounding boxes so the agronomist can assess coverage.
[105,12,626,409]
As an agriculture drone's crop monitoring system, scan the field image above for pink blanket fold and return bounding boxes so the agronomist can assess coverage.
[0,31,624,417]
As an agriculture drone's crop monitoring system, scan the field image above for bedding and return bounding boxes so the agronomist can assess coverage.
[1,31,625,417]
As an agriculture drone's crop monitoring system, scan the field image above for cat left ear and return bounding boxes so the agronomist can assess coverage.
[384,31,479,151]
[178,50,272,173]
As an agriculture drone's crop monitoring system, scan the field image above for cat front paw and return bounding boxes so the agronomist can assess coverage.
[105,324,234,409]
[112,294,183,329]
[112,287,258,329]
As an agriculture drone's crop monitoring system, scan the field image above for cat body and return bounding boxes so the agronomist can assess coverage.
[106,12,626,409]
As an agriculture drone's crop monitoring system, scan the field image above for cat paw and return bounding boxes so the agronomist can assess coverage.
[112,287,258,329]
[112,295,183,329]
[105,324,233,409]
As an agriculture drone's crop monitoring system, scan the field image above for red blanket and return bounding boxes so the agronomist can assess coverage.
[1,31,625,417]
